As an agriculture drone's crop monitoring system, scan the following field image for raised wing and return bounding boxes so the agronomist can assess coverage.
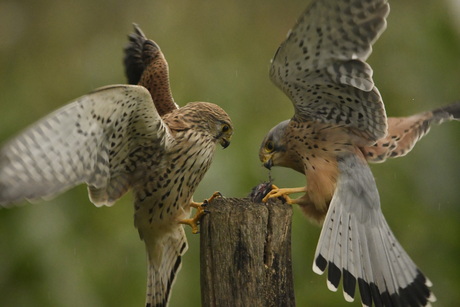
[0,85,170,206]
[124,24,178,116]
[271,0,389,145]
[124,24,150,85]
[313,153,435,306]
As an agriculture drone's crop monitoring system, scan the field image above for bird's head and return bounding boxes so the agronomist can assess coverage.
[216,121,233,149]
[259,120,290,170]
[182,102,233,149]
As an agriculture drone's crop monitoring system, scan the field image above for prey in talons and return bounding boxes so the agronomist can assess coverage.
[262,185,307,205]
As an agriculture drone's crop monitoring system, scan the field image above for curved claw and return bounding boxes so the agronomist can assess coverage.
[204,191,223,204]
[262,185,307,204]
[179,204,207,234]
[182,192,223,234]
[191,191,222,208]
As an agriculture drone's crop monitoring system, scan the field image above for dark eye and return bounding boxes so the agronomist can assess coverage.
[221,124,230,133]
[265,140,275,152]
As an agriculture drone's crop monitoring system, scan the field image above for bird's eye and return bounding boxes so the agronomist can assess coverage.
[265,140,275,152]
[221,124,230,133]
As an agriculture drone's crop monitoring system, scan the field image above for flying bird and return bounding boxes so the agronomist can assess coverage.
[0,25,233,307]
[259,0,459,306]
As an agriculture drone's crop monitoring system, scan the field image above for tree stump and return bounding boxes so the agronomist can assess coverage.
[200,197,295,307]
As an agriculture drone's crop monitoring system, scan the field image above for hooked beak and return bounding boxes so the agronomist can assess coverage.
[262,155,273,170]
[220,138,230,149]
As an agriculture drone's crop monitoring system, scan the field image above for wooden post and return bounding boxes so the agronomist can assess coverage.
[200,197,295,307]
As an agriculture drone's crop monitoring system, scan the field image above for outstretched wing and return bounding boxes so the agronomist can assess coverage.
[363,101,460,163]
[0,85,170,206]
[271,0,389,145]
[313,153,435,306]
[124,24,178,116]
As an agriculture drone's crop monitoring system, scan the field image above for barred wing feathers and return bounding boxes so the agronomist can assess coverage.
[0,85,169,207]
[270,0,390,144]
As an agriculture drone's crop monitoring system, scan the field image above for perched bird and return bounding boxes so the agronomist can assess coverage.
[0,26,233,307]
[260,0,459,306]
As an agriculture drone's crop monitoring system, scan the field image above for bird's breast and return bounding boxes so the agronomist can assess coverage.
[132,137,216,232]
[287,122,355,212]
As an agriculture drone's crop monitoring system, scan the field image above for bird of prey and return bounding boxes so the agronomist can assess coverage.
[259,0,459,306]
[0,26,233,307]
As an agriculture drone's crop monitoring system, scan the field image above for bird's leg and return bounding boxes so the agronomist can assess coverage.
[262,184,307,205]
[179,191,222,234]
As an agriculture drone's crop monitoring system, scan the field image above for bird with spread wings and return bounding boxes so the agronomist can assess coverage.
[259,0,459,306]
[0,25,233,307]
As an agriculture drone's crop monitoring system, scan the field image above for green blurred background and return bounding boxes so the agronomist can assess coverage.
[1,0,459,306]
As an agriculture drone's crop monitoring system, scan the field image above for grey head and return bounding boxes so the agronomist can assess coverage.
[259,119,290,169]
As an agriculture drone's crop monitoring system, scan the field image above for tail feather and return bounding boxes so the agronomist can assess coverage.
[144,227,188,307]
[313,153,435,306]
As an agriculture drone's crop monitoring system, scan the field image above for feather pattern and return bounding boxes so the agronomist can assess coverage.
[270,0,390,144]
[362,101,460,163]
[144,227,188,307]
[0,85,167,206]
[258,0,457,306]
[313,153,435,306]
[1,25,233,307]
[124,24,178,117]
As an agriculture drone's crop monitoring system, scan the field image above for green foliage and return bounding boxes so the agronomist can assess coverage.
[0,0,459,306]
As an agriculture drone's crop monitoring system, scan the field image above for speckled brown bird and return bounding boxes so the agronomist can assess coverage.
[0,26,233,307]
[259,0,459,306]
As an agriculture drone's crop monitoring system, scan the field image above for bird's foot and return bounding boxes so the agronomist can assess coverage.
[190,191,222,209]
[180,192,223,234]
[179,207,206,234]
[262,185,306,204]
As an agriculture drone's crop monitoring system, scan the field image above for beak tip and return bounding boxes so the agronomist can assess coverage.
[221,139,230,149]
[263,160,273,170]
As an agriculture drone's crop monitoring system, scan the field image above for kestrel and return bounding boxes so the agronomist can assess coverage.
[259,0,459,306]
[0,26,233,307]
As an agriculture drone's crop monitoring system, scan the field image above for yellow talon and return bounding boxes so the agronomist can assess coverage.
[262,185,306,204]
[180,191,223,234]
[179,205,206,234]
